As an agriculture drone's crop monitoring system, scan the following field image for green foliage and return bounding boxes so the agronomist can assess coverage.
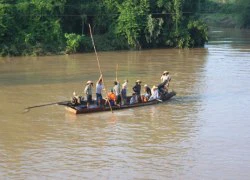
[0,0,208,56]
[203,0,250,28]
[173,0,182,33]
[116,0,149,49]
[65,33,84,54]
[237,0,250,28]
[0,3,18,56]
[0,1,66,56]
[85,32,129,51]
[145,14,164,45]
[188,20,208,47]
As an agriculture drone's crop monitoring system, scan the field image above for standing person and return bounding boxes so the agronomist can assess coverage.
[141,84,151,102]
[96,75,104,107]
[113,80,121,106]
[121,79,128,105]
[161,71,171,85]
[132,80,142,102]
[160,71,171,93]
[84,80,93,108]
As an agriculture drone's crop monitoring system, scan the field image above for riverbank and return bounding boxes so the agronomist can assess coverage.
[201,0,250,29]
[201,13,238,28]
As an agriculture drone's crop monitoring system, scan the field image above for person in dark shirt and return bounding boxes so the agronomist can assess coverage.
[132,80,142,102]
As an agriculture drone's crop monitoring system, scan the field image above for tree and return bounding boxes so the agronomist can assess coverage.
[116,0,149,49]
[237,0,250,28]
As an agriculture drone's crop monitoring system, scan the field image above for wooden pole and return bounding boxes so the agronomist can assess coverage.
[23,101,69,113]
[116,64,118,81]
[88,24,113,113]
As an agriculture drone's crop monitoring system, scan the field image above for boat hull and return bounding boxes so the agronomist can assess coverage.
[65,91,176,114]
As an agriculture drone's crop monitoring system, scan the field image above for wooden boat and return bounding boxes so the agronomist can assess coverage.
[64,91,176,114]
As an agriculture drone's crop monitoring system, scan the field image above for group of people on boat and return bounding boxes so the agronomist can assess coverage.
[72,71,171,108]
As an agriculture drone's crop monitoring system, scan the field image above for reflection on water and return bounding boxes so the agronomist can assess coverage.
[0,27,250,179]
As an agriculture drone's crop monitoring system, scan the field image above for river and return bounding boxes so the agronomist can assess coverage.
[0,27,250,179]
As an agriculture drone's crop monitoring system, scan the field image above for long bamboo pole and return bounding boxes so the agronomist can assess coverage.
[116,64,118,81]
[88,24,113,113]
[23,101,69,113]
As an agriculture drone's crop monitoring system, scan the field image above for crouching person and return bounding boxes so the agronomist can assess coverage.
[148,85,159,101]
[141,84,151,102]
[106,89,116,106]
[130,93,138,104]
[71,91,82,105]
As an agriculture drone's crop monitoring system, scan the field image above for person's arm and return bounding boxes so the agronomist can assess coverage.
[84,85,88,94]
[97,74,102,83]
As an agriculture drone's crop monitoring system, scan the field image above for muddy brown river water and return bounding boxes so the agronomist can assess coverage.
[0,27,250,179]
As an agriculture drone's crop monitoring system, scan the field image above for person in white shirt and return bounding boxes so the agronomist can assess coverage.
[113,80,121,106]
[161,71,171,83]
[96,75,104,107]
[122,79,128,89]
[160,71,171,94]
[121,80,128,105]
[84,80,93,108]
[130,93,138,104]
[149,85,159,101]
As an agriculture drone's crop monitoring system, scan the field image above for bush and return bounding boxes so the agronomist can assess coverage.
[188,20,208,47]
[65,33,85,54]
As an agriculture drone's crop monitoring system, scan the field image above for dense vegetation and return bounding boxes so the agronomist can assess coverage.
[0,0,208,56]
[201,0,250,28]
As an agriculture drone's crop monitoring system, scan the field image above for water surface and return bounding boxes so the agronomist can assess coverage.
[0,27,250,179]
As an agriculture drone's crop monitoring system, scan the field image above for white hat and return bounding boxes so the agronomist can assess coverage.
[163,71,169,74]
[86,80,92,84]
[144,84,148,87]
[136,80,141,83]
[152,85,158,90]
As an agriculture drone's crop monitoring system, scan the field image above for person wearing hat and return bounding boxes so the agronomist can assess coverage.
[149,85,159,101]
[96,74,104,107]
[159,70,171,94]
[161,71,171,83]
[141,84,151,102]
[84,80,93,108]
[132,80,142,102]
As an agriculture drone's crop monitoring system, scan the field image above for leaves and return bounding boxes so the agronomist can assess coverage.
[0,0,208,56]
[116,0,149,48]
[65,33,84,54]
